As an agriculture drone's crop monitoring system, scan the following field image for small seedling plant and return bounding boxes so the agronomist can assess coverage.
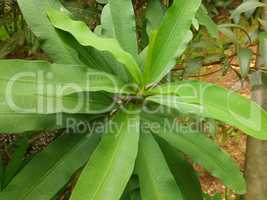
[0,0,267,200]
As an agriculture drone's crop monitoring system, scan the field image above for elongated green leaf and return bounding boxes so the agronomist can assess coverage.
[243,0,260,18]
[1,92,115,115]
[238,48,252,78]
[136,131,183,200]
[0,112,97,134]
[17,0,80,64]
[0,60,128,132]
[59,32,130,83]
[231,1,266,20]
[156,136,203,200]
[0,59,116,132]
[0,59,129,95]
[146,80,267,139]
[196,5,219,38]
[60,6,131,83]
[3,137,29,188]
[0,133,100,199]
[143,0,201,84]
[143,31,158,76]
[218,27,238,42]
[109,0,138,56]
[142,114,246,194]
[97,4,115,38]
[70,107,140,200]
[47,9,143,84]
[50,4,130,82]
[145,0,166,35]
[0,59,133,115]
[218,24,251,42]
[147,95,203,114]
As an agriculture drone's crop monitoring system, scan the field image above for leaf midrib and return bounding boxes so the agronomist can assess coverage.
[160,129,243,191]
[149,4,191,80]
[21,138,87,200]
[90,116,130,199]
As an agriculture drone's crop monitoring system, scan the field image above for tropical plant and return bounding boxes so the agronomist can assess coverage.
[1,0,267,199]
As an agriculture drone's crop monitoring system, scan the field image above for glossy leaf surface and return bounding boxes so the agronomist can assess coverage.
[17,0,80,64]
[143,0,201,84]
[0,133,100,199]
[136,131,183,199]
[142,114,246,194]
[109,0,138,56]
[147,80,267,139]
[48,9,143,84]
[70,107,140,200]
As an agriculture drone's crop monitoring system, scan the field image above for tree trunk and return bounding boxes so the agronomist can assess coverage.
[244,2,267,198]
[244,73,267,199]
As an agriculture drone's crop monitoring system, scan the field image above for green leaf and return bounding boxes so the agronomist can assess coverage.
[3,137,29,188]
[70,107,140,200]
[109,0,138,57]
[143,0,201,84]
[218,27,238,42]
[136,131,183,200]
[156,136,203,200]
[47,9,143,84]
[0,59,130,120]
[59,32,131,83]
[146,80,267,140]
[0,133,100,199]
[17,0,81,64]
[0,59,130,100]
[1,91,114,116]
[196,5,219,38]
[230,1,266,21]
[142,115,246,194]
[218,24,251,43]
[238,48,252,78]
[0,60,117,132]
[98,4,114,38]
[145,0,166,35]
[0,112,97,134]
[243,0,259,18]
